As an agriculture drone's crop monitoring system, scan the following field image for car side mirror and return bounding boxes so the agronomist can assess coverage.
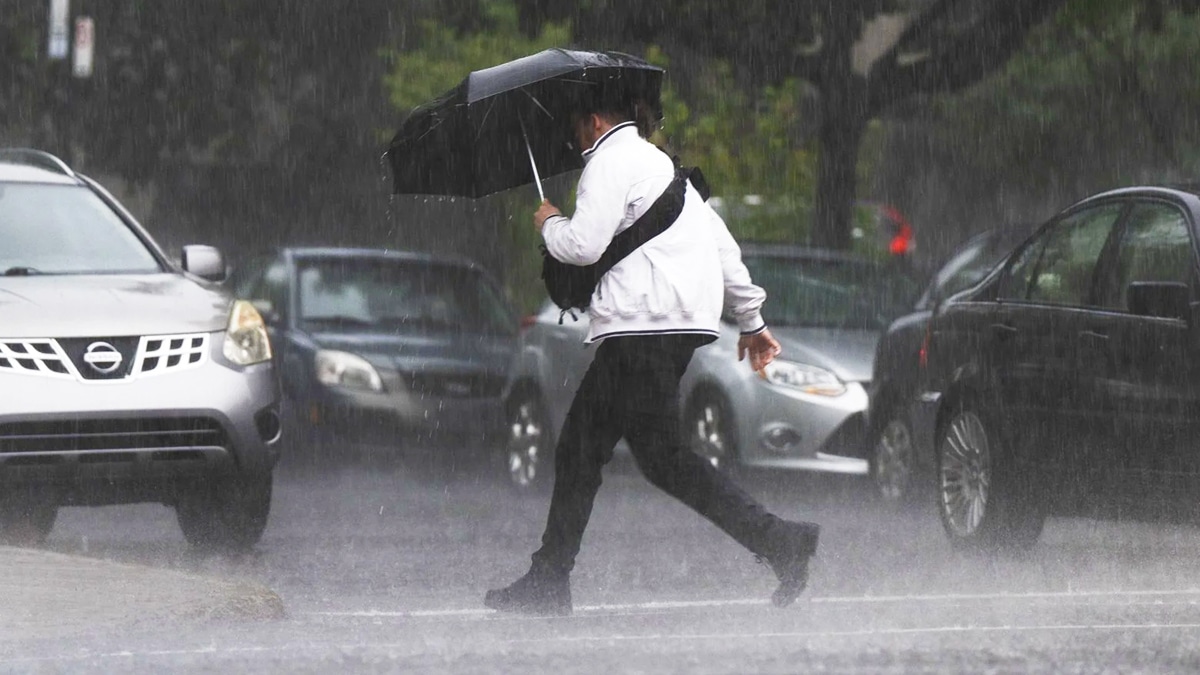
[181,245,227,282]
[1127,281,1190,321]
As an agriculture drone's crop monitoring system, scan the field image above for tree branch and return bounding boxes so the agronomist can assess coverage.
[866,0,1065,113]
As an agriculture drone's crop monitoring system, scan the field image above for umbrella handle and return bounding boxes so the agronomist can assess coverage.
[519,118,546,202]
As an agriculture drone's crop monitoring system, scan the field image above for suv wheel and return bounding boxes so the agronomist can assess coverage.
[685,391,737,472]
[177,472,272,552]
[0,493,57,545]
[504,391,552,492]
[871,412,916,502]
[937,407,1044,550]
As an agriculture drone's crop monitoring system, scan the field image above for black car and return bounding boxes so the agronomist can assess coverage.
[867,224,1035,501]
[230,248,519,467]
[913,186,1200,549]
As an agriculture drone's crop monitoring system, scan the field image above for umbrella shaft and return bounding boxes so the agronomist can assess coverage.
[520,119,546,202]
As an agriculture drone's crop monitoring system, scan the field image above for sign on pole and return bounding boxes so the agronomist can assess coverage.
[73,17,94,78]
[48,0,69,60]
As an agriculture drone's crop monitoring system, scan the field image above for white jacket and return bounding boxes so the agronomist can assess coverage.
[541,122,767,343]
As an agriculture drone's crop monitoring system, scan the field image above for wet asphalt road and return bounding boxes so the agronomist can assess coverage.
[6,449,1200,673]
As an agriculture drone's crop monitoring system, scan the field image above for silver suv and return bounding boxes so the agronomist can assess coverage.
[0,149,280,550]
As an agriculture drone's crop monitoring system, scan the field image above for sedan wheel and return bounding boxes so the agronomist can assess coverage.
[936,406,1044,550]
[873,417,915,502]
[939,411,991,538]
[687,394,734,471]
[505,395,551,491]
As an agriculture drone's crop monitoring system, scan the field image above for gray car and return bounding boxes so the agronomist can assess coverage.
[229,248,518,467]
[0,149,280,549]
[501,245,920,490]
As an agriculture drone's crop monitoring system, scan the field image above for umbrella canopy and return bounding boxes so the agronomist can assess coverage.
[385,48,664,199]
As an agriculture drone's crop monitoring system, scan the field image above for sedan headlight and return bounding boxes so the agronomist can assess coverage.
[760,360,847,397]
[315,350,383,392]
[223,300,273,366]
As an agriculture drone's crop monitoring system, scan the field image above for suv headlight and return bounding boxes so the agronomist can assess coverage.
[760,360,847,397]
[223,300,273,366]
[315,350,383,392]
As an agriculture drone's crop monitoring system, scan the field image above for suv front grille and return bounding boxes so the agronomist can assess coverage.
[0,340,73,378]
[134,335,208,375]
[0,417,229,459]
[0,334,209,381]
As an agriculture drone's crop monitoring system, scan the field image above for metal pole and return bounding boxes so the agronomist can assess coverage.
[519,118,545,202]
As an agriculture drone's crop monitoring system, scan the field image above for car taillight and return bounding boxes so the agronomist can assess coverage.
[889,223,913,256]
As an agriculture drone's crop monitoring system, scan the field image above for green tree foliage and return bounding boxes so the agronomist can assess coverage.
[384,1,570,114]
[928,1,1200,199]
[518,0,1065,249]
[648,50,818,243]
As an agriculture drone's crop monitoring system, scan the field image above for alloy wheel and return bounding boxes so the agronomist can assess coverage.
[691,398,729,470]
[507,400,546,489]
[874,418,914,501]
[939,411,992,537]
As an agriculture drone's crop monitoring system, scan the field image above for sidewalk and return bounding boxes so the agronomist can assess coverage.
[0,546,284,639]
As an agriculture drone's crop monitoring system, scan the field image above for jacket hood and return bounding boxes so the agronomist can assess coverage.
[0,274,231,339]
[770,326,880,383]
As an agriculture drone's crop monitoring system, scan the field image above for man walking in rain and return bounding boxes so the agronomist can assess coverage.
[485,88,820,616]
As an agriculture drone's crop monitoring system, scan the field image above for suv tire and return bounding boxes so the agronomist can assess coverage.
[177,472,272,552]
[0,493,57,545]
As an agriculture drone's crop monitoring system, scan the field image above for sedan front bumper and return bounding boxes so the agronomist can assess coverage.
[736,379,870,475]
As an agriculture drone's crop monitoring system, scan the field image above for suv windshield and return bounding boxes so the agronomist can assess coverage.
[297,257,516,336]
[0,183,161,275]
[745,255,919,331]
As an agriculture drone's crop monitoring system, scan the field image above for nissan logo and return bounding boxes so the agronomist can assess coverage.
[83,341,123,375]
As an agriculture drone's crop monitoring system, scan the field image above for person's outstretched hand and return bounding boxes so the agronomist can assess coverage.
[738,328,782,375]
[534,200,562,232]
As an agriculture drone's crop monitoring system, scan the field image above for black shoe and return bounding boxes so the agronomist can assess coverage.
[484,568,572,616]
[760,520,820,608]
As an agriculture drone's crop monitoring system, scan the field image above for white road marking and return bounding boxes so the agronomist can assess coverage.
[4,622,1200,666]
[503,622,1200,645]
[305,588,1200,620]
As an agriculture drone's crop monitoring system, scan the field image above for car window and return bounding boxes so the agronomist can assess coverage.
[0,183,161,275]
[744,255,920,331]
[1002,204,1122,306]
[296,257,516,336]
[1099,202,1194,311]
[926,236,999,306]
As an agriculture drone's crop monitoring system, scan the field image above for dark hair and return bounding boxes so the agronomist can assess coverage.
[571,86,661,139]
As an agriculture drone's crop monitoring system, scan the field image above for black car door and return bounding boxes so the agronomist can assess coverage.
[990,203,1124,486]
[1084,199,1200,514]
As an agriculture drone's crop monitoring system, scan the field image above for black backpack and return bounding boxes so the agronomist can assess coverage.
[540,165,709,312]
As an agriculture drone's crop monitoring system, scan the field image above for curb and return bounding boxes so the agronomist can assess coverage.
[0,546,285,638]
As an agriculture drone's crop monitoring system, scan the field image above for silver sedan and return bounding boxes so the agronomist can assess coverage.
[500,245,920,490]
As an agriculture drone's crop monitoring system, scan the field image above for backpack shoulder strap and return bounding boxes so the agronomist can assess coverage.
[592,168,688,280]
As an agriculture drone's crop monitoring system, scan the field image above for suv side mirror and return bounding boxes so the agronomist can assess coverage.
[1127,281,1190,321]
[181,245,227,282]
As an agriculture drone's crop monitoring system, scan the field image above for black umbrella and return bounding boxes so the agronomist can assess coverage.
[385,48,664,199]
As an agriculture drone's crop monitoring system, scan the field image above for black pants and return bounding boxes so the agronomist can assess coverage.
[532,333,780,575]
